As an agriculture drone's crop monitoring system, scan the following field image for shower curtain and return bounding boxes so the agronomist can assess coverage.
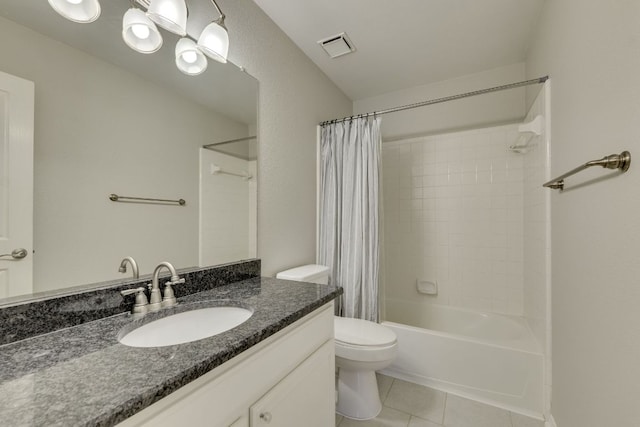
[317,116,382,322]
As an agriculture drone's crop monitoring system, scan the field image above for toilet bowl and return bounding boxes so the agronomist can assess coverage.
[334,316,397,419]
[276,265,397,420]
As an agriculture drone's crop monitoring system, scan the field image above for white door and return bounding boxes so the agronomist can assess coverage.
[0,70,34,298]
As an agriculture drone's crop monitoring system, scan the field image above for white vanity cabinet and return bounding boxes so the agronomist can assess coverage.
[118,303,335,427]
[249,339,334,426]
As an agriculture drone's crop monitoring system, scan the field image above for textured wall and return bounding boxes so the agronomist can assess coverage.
[219,0,353,276]
[526,1,640,425]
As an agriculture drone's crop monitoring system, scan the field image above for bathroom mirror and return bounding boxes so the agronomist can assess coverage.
[0,0,258,302]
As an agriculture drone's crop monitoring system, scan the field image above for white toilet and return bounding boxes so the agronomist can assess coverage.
[276,264,397,420]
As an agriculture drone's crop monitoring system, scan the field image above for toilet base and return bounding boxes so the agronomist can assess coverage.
[336,369,382,420]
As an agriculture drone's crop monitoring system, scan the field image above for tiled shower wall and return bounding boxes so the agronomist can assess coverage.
[382,124,526,316]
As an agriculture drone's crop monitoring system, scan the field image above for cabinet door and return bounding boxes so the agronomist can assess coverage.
[250,340,335,427]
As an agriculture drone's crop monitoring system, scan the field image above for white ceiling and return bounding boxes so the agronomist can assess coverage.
[253,0,545,101]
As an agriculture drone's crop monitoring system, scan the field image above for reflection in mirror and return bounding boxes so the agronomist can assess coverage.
[0,0,258,302]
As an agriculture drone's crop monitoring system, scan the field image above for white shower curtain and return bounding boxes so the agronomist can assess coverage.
[317,116,382,322]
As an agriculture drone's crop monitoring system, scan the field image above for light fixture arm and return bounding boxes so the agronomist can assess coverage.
[209,0,225,22]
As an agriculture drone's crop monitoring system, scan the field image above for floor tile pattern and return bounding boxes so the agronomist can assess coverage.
[336,375,544,427]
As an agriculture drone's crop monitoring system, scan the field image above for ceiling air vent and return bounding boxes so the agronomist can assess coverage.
[318,32,356,58]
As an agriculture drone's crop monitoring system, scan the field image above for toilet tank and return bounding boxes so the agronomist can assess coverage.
[276,264,330,285]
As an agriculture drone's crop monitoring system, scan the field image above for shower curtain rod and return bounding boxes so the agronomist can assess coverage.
[319,76,549,126]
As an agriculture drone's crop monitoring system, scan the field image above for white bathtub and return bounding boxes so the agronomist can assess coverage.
[380,299,544,417]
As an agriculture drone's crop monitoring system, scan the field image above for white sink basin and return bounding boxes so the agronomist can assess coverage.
[119,306,253,348]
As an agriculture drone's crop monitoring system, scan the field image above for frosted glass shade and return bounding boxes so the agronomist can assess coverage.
[122,8,163,54]
[175,38,208,76]
[48,0,101,23]
[147,0,188,36]
[147,0,187,36]
[197,20,229,63]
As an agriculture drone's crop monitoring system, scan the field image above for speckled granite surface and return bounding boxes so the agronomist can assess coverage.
[0,260,261,345]
[0,276,341,427]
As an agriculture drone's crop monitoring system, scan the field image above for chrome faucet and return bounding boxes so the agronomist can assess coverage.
[148,262,185,311]
[118,257,139,279]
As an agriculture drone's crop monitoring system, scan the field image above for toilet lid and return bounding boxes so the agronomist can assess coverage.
[334,316,397,347]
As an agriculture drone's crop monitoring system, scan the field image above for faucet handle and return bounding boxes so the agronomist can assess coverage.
[161,277,184,308]
[120,287,149,315]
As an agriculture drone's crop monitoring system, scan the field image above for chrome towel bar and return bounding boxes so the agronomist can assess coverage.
[543,151,631,190]
[109,194,186,206]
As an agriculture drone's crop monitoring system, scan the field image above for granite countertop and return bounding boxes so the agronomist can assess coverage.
[0,277,341,427]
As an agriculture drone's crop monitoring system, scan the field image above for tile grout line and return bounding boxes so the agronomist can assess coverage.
[383,376,395,403]
[407,414,446,427]
[382,404,420,423]
[441,392,449,425]
[382,376,416,427]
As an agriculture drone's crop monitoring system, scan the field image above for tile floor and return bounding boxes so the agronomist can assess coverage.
[335,374,544,427]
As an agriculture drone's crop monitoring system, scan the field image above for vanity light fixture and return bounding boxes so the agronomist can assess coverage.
[122,7,163,54]
[47,0,101,24]
[197,2,229,63]
[176,38,208,75]
[146,0,188,37]
[48,0,230,76]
